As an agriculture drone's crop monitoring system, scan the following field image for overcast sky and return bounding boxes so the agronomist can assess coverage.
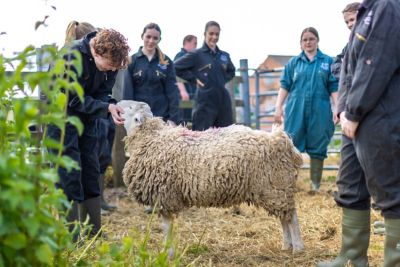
[1,0,356,69]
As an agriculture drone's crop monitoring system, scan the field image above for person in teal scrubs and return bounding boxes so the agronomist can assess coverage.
[274,27,338,192]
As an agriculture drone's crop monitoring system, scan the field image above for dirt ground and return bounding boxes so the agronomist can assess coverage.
[102,168,385,267]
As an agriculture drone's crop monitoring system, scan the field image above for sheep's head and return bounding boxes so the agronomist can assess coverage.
[117,100,153,134]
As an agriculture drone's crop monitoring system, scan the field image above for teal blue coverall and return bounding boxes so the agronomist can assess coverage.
[280,49,338,160]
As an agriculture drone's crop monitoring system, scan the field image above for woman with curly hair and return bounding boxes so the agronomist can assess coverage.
[48,28,130,237]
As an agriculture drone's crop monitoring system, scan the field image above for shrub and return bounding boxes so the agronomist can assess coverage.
[0,45,83,266]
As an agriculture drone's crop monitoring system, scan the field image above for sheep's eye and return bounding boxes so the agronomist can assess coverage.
[134,118,139,122]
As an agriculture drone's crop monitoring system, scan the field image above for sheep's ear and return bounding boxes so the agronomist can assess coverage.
[138,102,151,111]
[137,102,152,117]
[117,100,136,109]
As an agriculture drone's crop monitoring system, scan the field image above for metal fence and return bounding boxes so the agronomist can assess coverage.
[238,59,340,170]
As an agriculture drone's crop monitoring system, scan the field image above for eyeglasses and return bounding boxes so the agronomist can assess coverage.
[301,37,317,43]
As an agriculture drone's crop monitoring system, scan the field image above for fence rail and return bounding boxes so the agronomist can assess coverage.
[8,57,340,185]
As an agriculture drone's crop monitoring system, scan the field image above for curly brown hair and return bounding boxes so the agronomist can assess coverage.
[92,29,130,69]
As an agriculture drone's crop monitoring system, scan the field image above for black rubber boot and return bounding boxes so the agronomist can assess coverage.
[317,208,370,267]
[383,218,400,267]
[99,174,117,211]
[310,158,324,191]
[79,196,102,237]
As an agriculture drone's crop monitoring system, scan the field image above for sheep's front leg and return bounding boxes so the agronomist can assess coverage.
[161,215,174,258]
[286,209,304,252]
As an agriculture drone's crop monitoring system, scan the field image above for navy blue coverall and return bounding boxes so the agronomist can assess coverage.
[122,48,181,125]
[174,48,197,123]
[47,32,117,202]
[333,44,369,210]
[336,0,400,218]
[174,43,236,131]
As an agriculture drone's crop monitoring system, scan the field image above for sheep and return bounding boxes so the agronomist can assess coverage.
[118,100,305,252]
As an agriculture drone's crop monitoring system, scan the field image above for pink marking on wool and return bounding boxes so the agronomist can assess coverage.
[206,128,221,134]
[179,127,221,139]
[179,129,202,138]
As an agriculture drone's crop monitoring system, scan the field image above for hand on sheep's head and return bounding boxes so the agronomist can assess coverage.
[117,100,153,134]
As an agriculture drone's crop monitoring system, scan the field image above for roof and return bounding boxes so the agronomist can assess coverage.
[258,55,294,70]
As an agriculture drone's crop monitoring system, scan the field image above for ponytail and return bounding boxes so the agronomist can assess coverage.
[65,21,79,44]
[156,46,169,65]
[64,21,96,45]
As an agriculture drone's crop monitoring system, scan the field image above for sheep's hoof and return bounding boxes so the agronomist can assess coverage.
[144,206,158,214]
[281,244,292,251]
[231,206,242,216]
[167,247,174,259]
[292,244,305,254]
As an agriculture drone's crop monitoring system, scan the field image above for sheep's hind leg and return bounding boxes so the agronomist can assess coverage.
[280,217,293,251]
[161,214,174,258]
[287,209,304,252]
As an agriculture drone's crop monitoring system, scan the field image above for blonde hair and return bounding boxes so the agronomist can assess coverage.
[65,21,96,44]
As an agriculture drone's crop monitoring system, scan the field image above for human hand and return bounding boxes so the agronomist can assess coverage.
[180,90,190,101]
[333,113,340,125]
[339,112,346,125]
[108,104,125,125]
[341,113,359,139]
[274,107,284,124]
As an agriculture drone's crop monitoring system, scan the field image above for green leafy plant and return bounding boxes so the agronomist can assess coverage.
[1,45,190,267]
[72,210,186,267]
[0,44,83,266]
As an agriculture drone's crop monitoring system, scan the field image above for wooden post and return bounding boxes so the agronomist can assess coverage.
[111,125,127,187]
[111,70,127,187]
[226,79,237,123]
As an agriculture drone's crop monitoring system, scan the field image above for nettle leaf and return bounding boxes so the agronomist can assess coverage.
[0,214,17,236]
[21,196,36,211]
[70,81,84,101]
[56,93,67,109]
[42,138,63,151]
[71,50,82,76]
[3,179,34,192]
[23,217,40,237]
[3,233,27,249]
[35,243,54,265]
[25,74,39,91]
[52,59,66,74]
[59,155,80,172]
[1,190,21,209]
[24,102,38,118]
[38,169,58,183]
[67,116,83,135]
[0,254,4,267]
[39,236,59,250]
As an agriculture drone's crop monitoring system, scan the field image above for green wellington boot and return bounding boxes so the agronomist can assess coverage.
[99,174,117,211]
[79,196,102,237]
[383,218,400,267]
[317,208,370,267]
[310,158,324,191]
[66,201,80,242]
